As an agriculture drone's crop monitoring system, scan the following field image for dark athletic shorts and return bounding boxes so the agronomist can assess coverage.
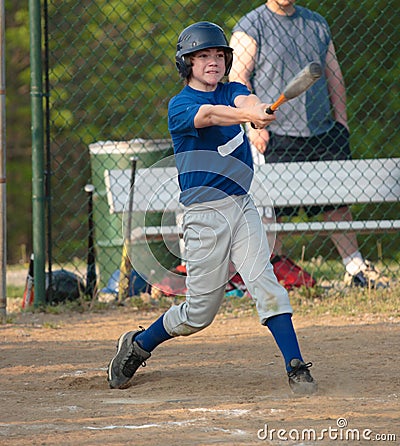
[264,122,351,218]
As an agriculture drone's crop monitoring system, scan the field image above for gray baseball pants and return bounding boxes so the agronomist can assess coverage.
[163,194,292,336]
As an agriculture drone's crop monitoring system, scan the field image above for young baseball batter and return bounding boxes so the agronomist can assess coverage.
[107,21,317,395]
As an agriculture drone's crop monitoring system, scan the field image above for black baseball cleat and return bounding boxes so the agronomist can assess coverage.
[107,329,151,389]
[287,358,317,395]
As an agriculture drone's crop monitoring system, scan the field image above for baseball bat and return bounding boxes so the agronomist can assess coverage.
[22,253,35,309]
[251,62,322,128]
[84,184,97,299]
[265,62,322,114]
[118,157,138,301]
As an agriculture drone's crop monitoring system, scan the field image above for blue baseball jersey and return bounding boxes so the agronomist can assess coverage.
[168,82,254,206]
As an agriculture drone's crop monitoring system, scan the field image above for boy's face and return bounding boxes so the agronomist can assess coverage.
[188,48,226,91]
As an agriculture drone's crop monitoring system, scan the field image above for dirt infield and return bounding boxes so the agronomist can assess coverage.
[1,306,399,446]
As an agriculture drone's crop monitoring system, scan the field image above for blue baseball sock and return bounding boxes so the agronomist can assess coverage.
[134,314,172,352]
[265,313,303,371]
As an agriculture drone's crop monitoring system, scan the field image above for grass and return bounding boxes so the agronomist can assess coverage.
[7,285,25,298]
[218,283,399,320]
[290,284,399,317]
[4,260,399,321]
[5,282,398,323]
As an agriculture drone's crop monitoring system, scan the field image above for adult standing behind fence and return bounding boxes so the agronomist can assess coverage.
[229,0,388,288]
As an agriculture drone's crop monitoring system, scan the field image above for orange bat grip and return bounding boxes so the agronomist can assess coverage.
[250,93,287,128]
[265,94,287,114]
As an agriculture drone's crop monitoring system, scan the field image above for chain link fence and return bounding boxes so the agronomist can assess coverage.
[45,0,399,291]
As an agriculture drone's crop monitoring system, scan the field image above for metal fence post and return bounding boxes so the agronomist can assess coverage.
[0,0,6,318]
[29,0,46,306]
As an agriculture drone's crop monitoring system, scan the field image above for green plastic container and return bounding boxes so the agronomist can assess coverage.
[89,139,176,288]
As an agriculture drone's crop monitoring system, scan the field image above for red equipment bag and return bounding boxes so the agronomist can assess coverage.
[270,255,316,290]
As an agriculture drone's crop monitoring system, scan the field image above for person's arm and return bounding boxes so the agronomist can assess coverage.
[229,31,270,153]
[325,40,349,130]
[229,32,256,91]
[194,94,275,129]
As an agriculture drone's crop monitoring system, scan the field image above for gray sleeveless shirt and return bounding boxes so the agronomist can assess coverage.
[233,5,334,136]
